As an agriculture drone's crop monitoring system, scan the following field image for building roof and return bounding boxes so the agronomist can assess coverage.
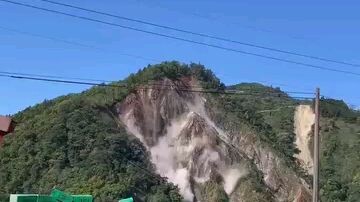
[0,116,12,132]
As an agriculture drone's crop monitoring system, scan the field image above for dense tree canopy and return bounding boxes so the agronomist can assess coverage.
[0,91,182,201]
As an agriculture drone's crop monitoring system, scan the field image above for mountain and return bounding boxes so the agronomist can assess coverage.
[0,61,359,202]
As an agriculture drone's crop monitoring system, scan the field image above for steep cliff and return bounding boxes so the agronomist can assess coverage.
[117,77,311,201]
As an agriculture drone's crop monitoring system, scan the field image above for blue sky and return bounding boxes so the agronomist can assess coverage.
[0,0,359,114]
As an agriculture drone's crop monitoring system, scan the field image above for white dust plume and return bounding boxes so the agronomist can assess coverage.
[294,105,315,174]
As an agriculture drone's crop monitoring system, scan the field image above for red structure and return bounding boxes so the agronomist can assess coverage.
[0,116,15,144]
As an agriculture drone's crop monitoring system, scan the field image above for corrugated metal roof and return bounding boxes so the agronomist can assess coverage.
[0,116,12,132]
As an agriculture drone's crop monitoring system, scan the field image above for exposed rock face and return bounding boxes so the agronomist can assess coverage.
[117,77,311,201]
[118,78,192,147]
[294,105,315,174]
[293,186,312,202]
[234,133,312,201]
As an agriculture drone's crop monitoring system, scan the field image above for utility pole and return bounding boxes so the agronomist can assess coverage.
[313,88,320,202]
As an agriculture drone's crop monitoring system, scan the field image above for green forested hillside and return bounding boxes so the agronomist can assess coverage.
[319,100,360,201]
[218,84,360,201]
[0,62,359,201]
[0,62,222,202]
[0,88,181,201]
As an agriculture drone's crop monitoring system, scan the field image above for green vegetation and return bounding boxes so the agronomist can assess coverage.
[319,111,360,201]
[0,62,223,201]
[207,83,301,166]
[206,84,360,201]
[199,181,229,202]
[126,61,224,90]
[0,62,359,201]
[233,175,274,202]
[0,90,181,201]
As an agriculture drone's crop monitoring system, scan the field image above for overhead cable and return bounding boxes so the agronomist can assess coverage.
[40,0,360,67]
[0,70,314,95]
[1,0,360,77]
[0,73,314,98]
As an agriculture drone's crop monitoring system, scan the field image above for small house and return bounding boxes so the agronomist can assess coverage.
[0,116,15,144]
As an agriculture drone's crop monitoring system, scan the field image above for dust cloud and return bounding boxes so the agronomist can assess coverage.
[294,105,315,174]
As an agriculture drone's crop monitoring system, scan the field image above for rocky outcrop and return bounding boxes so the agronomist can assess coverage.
[233,133,312,201]
[118,78,192,146]
[117,77,312,201]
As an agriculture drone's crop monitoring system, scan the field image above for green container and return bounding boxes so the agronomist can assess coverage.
[10,195,38,202]
[16,195,37,202]
[10,195,52,202]
[36,195,52,202]
[119,197,133,202]
[10,190,93,202]
[50,189,73,202]
[51,189,93,202]
[72,195,93,202]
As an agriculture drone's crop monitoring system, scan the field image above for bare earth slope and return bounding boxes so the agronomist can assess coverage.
[117,78,311,202]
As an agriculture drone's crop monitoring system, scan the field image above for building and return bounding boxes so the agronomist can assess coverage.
[0,116,15,144]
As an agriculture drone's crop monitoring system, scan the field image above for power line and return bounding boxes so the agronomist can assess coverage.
[0,25,312,91]
[256,105,297,113]
[0,25,95,49]
[0,70,314,95]
[0,26,319,93]
[321,95,360,109]
[0,25,161,63]
[2,0,360,77]
[240,80,315,92]
[0,73,116,86]
[134,0,314,41]
[0,70,205,90]
[0,73,314,98]
[4,68,310,98]
[0,26,315,92]
[0,72,314,185]
[0,70,111,83]
[125,158,163,182]
[39,0,360,68]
